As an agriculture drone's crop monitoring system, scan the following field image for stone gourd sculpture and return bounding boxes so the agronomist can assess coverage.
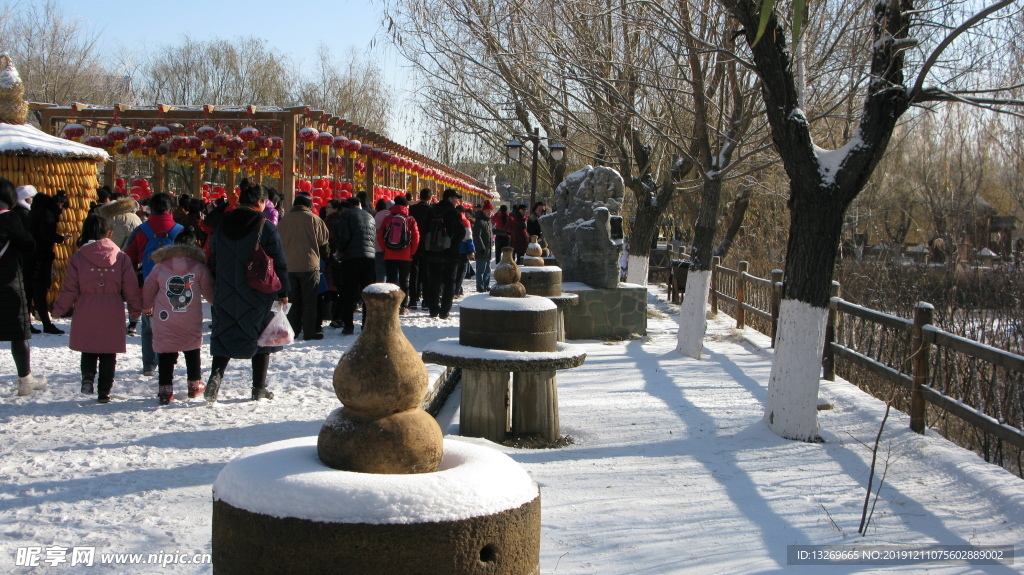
[538,165,625,289]
[318,283,443,474]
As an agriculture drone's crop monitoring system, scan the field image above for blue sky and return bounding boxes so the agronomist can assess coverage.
[61,0,419,145]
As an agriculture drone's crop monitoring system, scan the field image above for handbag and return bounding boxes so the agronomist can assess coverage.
[246,219,283,294]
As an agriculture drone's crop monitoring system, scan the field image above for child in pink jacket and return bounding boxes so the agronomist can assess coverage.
[143,229,214,405]
[53,215,143,403]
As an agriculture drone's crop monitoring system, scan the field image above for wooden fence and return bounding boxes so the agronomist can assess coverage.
[652,258,1024,475]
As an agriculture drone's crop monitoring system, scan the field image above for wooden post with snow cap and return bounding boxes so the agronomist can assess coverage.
[736,261,749,329]
[770,269,783,347]
[710,256,720,317]
[910,301,934,434]
[822,281,841,381]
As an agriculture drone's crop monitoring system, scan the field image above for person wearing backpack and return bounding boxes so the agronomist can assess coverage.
[377,196,420,315]
[124,193,182,376]
[422,189,466,319]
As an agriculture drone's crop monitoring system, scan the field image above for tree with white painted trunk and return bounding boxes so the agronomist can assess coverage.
[672,0,762,358]
[721,0,1024,440]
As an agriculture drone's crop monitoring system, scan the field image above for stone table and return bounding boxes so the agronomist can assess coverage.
[423,339,586,443]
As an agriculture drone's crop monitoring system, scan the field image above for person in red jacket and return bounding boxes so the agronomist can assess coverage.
[510,204,530,260]
[492,204,512,264]
[377,196,420,315]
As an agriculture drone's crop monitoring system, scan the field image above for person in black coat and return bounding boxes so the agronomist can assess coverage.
[205,183,290,404]
[27,190,69,334]
[330,198,376,334]
[0,178,45,395]
[407,188,435,309]
[422,188,467,319]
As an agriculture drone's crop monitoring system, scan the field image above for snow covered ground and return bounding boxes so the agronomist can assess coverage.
[1,281,1023,574]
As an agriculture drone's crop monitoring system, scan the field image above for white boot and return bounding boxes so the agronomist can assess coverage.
[17,374,46,396]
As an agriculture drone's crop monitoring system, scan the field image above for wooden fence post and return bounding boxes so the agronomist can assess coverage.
[910,302,934,434]
[736,261,749,328]
[770,269,783,347]
[822,281,841,381]
[710,256,720,317]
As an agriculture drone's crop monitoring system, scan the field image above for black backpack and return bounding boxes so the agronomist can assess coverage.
[425,216,452,252]
[383,214,412,251]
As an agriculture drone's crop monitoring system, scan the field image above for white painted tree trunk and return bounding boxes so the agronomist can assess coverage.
[676,269,712,359]
[625,255,649,286]
[764,299,828,441]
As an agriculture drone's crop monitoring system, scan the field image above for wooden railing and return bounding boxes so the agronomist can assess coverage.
[707,258,784,347]
[671,259,1024,475]
[824,294,1024,472]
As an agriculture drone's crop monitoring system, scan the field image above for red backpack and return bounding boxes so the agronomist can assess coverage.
[384,214,412,251]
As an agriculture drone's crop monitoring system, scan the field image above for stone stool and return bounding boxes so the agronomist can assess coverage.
[423,340,586,443]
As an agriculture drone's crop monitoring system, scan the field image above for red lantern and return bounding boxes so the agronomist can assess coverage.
[83,136,105,148]
[297,126,318,151]
[213,133,230,152]
[107,126,128,142]
[238,126,259,143]
[150,125,171,141]
[297,179,312,193]
[62,123,85,141]
[254,135,271,156]
[332,136,349,153]
[316,131,333,147]
[345,139,361,154]
[341,182,354,192]
[117,143,130,156]
[196,126,217,143]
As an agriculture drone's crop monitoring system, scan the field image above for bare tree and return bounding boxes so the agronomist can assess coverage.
[0,0,129,106]
[721,0,1024,440]
[293,45,393,136]
[134,36,295,107]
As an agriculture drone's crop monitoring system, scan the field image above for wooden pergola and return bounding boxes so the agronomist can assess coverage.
[33,103,493,208]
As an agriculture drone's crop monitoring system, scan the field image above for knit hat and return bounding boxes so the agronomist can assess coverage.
[481,200,494,210]
[16,185,36,210]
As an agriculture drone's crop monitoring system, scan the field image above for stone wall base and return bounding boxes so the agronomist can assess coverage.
[563,282,647,339]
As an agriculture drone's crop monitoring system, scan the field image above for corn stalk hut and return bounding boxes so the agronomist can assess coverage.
[0,53,108,301]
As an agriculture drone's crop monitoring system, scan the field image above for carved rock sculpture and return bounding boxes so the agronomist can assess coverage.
[539,166,624,289]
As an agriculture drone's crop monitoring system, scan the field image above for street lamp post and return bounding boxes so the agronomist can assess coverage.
[506,127,565,209]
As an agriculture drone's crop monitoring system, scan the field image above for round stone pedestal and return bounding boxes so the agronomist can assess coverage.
[459,294,558,352]
[213,437,540,575]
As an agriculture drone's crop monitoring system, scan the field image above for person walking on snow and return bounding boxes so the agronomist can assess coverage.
[52,215,143,403]
[142,229,215,405]
[0,179,45,396]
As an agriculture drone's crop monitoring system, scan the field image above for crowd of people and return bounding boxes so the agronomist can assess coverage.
[0,176,550,406]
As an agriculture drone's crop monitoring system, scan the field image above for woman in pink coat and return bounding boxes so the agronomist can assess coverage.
[53,215,144,403]
[142,230,215,405]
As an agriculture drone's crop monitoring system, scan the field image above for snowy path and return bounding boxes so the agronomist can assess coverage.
[1,284,1023,574]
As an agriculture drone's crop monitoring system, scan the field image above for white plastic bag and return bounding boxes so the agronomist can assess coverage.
[257,302,294,347]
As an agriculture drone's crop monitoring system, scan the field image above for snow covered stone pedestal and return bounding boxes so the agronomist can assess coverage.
[212,437,541,575]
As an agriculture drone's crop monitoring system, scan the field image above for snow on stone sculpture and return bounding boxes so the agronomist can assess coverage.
[539,165,624,289]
